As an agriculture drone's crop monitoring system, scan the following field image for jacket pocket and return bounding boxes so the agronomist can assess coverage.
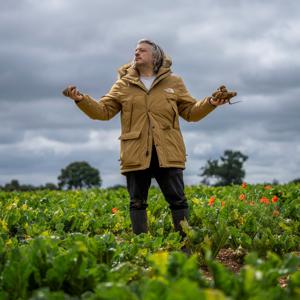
[119,130,142,167]
[119,130,140,141]
[163,128,186,163]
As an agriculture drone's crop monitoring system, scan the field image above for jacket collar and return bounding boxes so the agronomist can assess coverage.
[118,55,172,91]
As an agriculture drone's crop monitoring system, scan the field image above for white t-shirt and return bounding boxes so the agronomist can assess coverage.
[140,76,155,90]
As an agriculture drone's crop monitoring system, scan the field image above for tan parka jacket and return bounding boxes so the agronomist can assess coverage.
[76,56,216,174]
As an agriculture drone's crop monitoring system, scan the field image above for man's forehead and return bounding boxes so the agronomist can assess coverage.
[135,43,152,50]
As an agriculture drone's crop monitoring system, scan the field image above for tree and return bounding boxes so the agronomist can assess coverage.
[107,184,126,190]
[40,183,59,190]
[200,150,248,186]
[4,179,21,191]
[58,161,102,190]
[290,178,300,184]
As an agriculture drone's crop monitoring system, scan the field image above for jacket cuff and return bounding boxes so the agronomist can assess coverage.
[207,97,217,108]
[75,94,86,105]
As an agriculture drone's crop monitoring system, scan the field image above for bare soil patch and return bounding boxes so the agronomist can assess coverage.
[200,249,300,288]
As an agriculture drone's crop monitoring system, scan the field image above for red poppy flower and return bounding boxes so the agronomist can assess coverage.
[208,196,215,206]
[111,207,119,214]
[239,194,246,201]
[260,197,270,205]
[242,182,247,188]
[272,196,278,203]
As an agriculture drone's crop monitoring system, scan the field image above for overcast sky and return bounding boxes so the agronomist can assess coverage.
[1,0,299,188]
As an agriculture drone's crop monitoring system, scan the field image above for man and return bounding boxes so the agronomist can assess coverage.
[63,39,236,238]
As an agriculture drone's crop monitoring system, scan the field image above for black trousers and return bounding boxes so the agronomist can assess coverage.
[125,146,188,211]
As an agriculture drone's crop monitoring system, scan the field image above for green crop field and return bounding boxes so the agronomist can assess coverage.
[0,183,299,299]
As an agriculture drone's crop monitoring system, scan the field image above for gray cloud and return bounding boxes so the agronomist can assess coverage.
[1,0,299,187]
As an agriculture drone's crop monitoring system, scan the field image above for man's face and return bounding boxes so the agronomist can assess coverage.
[134,43,154,68]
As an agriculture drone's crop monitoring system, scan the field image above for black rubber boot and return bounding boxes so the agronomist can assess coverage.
[171,208,190,255]
[171,208,189,239]
[130,210,148,234]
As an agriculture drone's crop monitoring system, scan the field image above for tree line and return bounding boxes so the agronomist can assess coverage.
[1,150,299,191]
[0,162,102,192]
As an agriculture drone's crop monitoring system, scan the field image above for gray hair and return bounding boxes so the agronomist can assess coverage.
[133,39,165,73]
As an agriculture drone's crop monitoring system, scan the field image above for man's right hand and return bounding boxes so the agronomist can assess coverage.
[62,85,83,102]
[210,85,237,106]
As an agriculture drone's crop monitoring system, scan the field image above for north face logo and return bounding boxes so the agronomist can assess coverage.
[164,88,175,93]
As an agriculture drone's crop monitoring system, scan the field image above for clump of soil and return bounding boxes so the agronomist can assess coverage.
[200,249,300,288]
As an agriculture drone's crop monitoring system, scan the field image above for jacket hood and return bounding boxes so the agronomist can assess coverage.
[117,55,172,80]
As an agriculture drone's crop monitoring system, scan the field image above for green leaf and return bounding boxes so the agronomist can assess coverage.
[166,278,202,299]
[94,282,138,300]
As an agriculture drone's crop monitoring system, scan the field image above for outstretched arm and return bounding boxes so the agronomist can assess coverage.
[62,82,122,120]
[176,77,237,122]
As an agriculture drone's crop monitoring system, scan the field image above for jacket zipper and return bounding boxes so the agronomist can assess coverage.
[145,91,151,157]
[126,79,157,158]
